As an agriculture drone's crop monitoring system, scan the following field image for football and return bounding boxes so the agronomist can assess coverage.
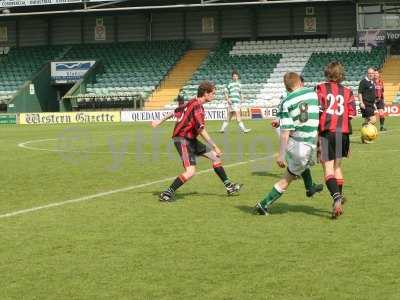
[361,123,378,141]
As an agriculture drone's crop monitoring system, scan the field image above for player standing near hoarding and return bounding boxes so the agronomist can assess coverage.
[358,68,376,125]
[219,71,251,133]
[374,69,387,131]
[151,81,243,202]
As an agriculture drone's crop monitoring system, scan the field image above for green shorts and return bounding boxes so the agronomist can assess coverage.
[285,138,317,176]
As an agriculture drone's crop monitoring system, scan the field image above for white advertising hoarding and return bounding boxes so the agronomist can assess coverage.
[51,61,95,83]
[121,109,228,122]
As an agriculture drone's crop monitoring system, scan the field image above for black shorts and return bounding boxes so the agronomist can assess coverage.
[375,99,385,110]
[173,137,210,167]
[319,132,350,162]
[361,104,375,118]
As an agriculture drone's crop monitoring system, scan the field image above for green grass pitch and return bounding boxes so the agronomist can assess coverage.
[1,118,399,299]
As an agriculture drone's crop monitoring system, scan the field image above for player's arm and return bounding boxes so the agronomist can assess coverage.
[224,87,232,105]
[151,112,174,128]
[348,90,357,118]
[276,130,290,168]
[199,128,222,156]
[239,84,244,103]
[271,118,280,128]
[358,82,365,109]
[192,105,222,155]
[276,102,294,167]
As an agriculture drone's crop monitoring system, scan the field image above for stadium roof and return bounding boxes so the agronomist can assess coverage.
[0,0,354,18]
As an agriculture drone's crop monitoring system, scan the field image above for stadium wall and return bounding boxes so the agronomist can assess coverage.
[0,2,356,48]
[8,64,57,113]
[118,14,148,42]
[51,16,82,45]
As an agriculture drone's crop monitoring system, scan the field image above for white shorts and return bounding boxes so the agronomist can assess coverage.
[229,103,241,112]
[285,138,317,176]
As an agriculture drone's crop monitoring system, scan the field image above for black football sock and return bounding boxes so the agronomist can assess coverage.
[167,175,187,194]
[336,178,344,194]
[213,162,230,186]
[325,176,341,203]
[301,168,313,191]
[380,117,385,127]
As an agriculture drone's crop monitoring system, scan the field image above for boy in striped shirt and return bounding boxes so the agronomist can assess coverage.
[316,62,356,219]
[219,71,251,133]
[255,72,323,215]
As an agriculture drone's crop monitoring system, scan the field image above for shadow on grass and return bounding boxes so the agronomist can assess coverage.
[351,140,365,145]
[148,190,228,201]
[251,171,281,179]
[236,202,330,218]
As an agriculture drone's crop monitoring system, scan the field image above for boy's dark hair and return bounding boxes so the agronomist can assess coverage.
[197,81,216,97]
[324,61,345,82]
[176,94,185,104]
[232,70,239,77]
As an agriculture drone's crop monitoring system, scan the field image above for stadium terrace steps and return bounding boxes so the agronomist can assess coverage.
[381,56,400,104]
[145,49,209,110]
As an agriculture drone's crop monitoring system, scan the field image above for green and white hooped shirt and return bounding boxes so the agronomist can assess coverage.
[226,80,242,104]
[279,87,319,146]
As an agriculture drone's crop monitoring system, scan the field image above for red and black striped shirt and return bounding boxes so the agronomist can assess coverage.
[316,81,356,134]
[374,79,384,100]
[172,98,205,139]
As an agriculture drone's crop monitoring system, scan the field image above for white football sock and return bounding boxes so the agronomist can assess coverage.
[220,121,229,131]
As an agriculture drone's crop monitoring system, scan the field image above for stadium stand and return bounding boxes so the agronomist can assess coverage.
[174,40,281,109]
[394,92,400,103]
[380,56,400,103]
[302,46,386,96]
[168,38,386,109]
[64,41,189,109]
[145,49,209,109]
[0,45,65,107]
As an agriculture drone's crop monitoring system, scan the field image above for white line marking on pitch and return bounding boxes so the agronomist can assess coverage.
[0,155,274,220]
[17,138,267,155]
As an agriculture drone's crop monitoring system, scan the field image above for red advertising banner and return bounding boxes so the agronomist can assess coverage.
[251,104,400,120]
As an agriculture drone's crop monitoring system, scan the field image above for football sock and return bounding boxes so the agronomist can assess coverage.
[301,168,313,191]
[336,178,344,194]
[220,121,229,131]
[213,162,230,186]
[380,117,385,128]
[260,184,284,208]
[238,121,246,131]
[325,176,341,203]
[167,174,187,194]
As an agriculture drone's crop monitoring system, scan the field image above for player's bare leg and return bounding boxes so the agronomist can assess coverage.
[378,109,387,131]
[160,166,195,202]
[203,150,243,195]
[220,111,233,133]
[235,110,251,133]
